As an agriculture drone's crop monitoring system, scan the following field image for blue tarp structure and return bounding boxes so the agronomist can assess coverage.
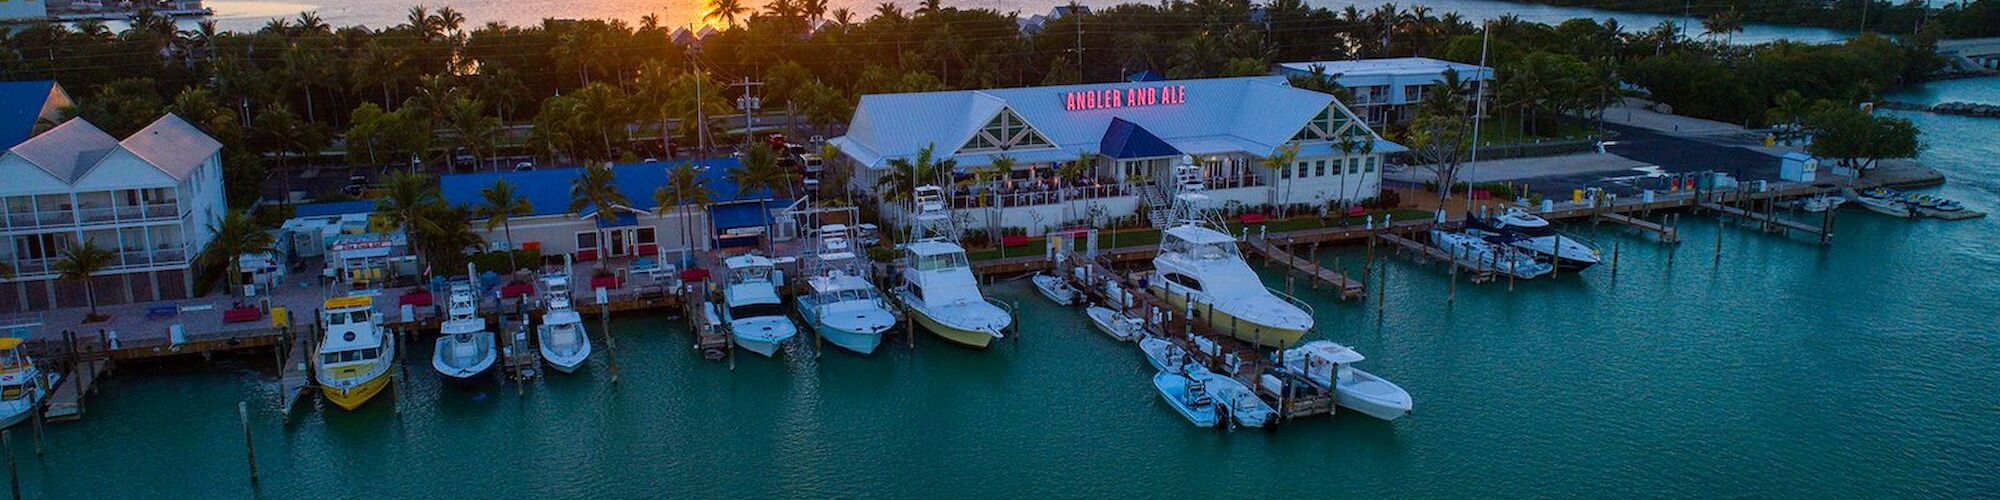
[1099,117,1181,159]
[439,157,776,217]
[0,80,57,150]
[1125,70,1166,82]
[294,200,376,218]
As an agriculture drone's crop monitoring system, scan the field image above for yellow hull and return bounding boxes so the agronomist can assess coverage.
[1152,287,1308,348]
[907,307,994,349]
[321,372,392,411]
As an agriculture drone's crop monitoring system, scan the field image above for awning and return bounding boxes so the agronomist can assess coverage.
[595,212,638,229]
[710,201,770,234]
[1100,117,1181,160]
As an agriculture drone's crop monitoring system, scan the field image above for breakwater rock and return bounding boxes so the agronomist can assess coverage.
[1879,100,2000,117]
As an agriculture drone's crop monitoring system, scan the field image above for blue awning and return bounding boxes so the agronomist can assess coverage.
[1126,70,1165,82]
[1100,117,1181,160]
[710,201,770,233]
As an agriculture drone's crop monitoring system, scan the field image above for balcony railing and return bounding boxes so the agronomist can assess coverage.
[1203,173,1266,190]
[3,203,179,230]
[952,182,1135,209]
[6,246,191,277]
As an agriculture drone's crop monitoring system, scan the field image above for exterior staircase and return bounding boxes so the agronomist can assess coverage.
[1138,182,1175,228]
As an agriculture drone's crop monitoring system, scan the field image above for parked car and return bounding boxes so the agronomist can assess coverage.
[513,161,535,172]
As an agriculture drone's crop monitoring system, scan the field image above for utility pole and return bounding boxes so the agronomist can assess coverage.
[732,77,765,147]
[687,42,708,158]
[1071,7,1084,81]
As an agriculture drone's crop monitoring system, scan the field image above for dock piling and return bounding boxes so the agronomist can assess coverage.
[239,401,257,484]
[600,307,620,385]
[4,430,14,500]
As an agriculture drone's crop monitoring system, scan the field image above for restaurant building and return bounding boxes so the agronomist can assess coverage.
[830,76,1404,235]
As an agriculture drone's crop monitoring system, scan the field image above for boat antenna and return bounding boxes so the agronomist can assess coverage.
[1466,20,1490,214]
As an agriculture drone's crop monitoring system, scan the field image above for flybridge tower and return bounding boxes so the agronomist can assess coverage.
[1169,155,1223,230]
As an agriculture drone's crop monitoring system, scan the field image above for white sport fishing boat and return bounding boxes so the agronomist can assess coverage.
[1187,365,1275,428]
[1084,306,1145,342]
[1148,158,1313,348]
[1465,207,1600,271]
[1280,340,1412,421]
[1031,273,1080,305]
[722,253,800,357]
[894,185,1011,349]
[536,272,591,373]
[432,278,497,384]
[1430,228,1553,280]
[796,224,898,355]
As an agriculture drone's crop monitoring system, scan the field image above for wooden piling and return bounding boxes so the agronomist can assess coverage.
[1714,212,1724,266]
[600,308,619,385]
[1611,239,1622,281]
[4,430,14,500]
[239,401,257,483]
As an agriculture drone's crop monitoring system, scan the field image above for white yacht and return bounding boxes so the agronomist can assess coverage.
[432,280,497,384]
[1280,340,1412,421]
[1465,207,1600,271]
[796,224,898,355]
[314,295,394,410]
[723,253,799,357]
[893,185,1011,349]
[1146,158,1312,348]
[1430,228,1553,280]
[536,273,592,373]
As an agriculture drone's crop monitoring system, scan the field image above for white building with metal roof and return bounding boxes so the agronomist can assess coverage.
[1277,57,1494,127]
[0,113,226,311]
[831,76,1403,236]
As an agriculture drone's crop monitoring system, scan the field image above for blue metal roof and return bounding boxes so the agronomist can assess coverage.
[295,200,377,218]
[710,200,771,233]
[1126,70,1166,82]
[1099,117,1181,159]
[0,80,57,150]
[439,158,781,218]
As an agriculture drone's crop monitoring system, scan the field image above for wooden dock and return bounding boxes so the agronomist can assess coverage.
[1699,201,1831,244]
[1377,231,1497,283]
[1598,212,1681,243]
[1242,238,1365,300]
[44,357,109,423]
[277,328,313,421]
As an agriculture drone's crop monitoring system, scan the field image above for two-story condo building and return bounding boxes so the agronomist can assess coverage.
[1277,57,1494,127]
[0,114,226,311]
[830,76,1404,235]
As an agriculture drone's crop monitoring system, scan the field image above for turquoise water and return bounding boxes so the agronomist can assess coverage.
[24,82,2000,498]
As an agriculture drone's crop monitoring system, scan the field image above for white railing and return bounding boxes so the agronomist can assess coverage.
[4,203,178,229]
[954,183,1135,209]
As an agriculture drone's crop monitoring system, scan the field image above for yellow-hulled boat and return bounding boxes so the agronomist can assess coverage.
[895,239,1011,349]
[314,296,396,411]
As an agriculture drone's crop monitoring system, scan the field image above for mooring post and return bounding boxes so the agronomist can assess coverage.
[1448,246,1459,305]
[1611,239,1622,281]
[600,307,620,385]
[239,401,257,484]
[4,430,15,500]
[1714,212,1724,267]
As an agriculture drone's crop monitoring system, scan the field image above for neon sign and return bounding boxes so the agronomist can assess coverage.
[1063,84,1188,111]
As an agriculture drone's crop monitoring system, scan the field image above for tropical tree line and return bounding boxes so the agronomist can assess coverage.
[1506,0,2000,39]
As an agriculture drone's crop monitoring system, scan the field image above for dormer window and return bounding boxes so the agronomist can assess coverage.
[960,108,1054,153]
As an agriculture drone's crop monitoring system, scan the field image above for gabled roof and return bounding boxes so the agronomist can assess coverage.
[439,157,789,218]
[7,118,119,183]
[0,80,64,150]
[1099,118,1179,159]
[835,76,1381,169]
[121,113,222,180]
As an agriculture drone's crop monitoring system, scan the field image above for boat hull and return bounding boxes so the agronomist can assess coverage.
[321,373,391,411]
[1151,288,1306,348]
[539,342,590,374]
[907,306,994,349]
[813,324,885,355]
[734,337,783,357]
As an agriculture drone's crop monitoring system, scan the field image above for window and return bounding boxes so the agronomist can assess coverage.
[1295,162,1308,178]
[1365,156,1377,173]
[636,227,657,245]
[1314,160,1327,177]
[575,232,599,250]
[959,108,1054,152]
[1164,273,1204,292]
[1280,162,1292,179]
[1348,158,1361,175]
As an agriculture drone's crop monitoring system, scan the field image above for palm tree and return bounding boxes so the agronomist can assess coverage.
[447,97,502,170]
[1259,144,1299,217]
[876,144,948,206]
[201,210,277,297]
[1286,64,1355,104]
[872,2,905,22]
[731,143,795,200]
[707,0,750,28]
[1702,7,1744,46]
[569,163,632,218]
[655,163,717,267]
[962,156,1010,239]
[376,170,441,243]
[477,179,535,271]
[1057,151,1092,225]
[54,241,114,317]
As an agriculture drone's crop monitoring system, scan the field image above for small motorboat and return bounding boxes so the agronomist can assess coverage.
[1084,306,1146,342]
[1796,193,1846,213]
[1139,336,1189,374]
[1187,365,1276,428]
[1848,188,1915,218]
[1031,273,1079,306]
[1280,340,1413,421]
[1152,371,1220,428]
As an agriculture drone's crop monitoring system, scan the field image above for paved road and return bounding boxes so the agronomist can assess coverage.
[1508,122,1787,198]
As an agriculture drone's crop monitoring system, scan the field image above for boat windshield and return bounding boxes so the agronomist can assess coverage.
[326,310,369,325]
[1165,238,1239,261]
[914,252,968,272]
[731,265,772,283]
[320,346,382,365]
[729,302,788,319]
[1,385,21,400]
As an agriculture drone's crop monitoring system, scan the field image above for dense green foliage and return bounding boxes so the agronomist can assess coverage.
[1507,0,2000,39]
